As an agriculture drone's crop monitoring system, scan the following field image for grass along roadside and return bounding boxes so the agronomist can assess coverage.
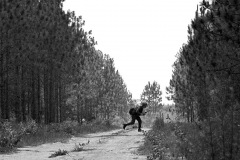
[139,117,183,160]
[48,140,91,158]
[139,116,209,160]
[0,118,120,153]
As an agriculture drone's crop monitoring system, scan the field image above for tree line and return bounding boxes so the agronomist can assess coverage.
[167,0,240,159]
[0,0,131,124]
[141,81,162,114]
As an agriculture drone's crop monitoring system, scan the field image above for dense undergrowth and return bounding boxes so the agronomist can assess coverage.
[140,117,206,160]
[0,118,119,153]
[141,115,240,160]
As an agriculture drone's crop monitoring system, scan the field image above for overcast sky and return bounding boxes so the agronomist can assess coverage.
[63,0,202,104]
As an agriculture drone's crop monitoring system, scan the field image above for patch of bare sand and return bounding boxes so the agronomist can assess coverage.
[1,129,148,160]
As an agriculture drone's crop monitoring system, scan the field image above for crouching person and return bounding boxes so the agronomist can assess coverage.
[123,102,148,132]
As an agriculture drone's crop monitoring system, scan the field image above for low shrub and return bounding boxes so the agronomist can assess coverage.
[0,119,38,152]
[144,121,178,160]
[48,149,68,158]
[21,119,38,135]
[1,118,119,153]
[72,143,84,152]
[20,127,71,147]
[46,120,79,134]
[143,118,208,160]
[0,122,20,152]
[152,117,164,131]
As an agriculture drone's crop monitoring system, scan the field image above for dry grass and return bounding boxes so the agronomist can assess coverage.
[1,119,120,153]
[48,149,68,158]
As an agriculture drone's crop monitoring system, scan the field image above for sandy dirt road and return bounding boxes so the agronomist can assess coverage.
[1,128,148,160]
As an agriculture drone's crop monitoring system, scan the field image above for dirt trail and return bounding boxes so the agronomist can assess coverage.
[1,128,148,160]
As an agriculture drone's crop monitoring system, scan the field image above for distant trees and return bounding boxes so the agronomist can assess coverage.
[0,0,131,124]
[141,81,162,114]
[167,0,240,159]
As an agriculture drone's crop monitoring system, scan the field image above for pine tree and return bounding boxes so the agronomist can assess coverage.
[141,81,162,114]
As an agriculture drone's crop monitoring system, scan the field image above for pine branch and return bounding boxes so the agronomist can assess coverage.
[226,54,240,63]
[207,63,240,72]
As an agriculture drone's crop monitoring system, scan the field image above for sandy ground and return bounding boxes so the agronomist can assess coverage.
[1,128,148,160]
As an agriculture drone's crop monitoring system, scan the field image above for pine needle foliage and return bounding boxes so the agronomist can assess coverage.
[0,0,131,125]
[166,0,240,159]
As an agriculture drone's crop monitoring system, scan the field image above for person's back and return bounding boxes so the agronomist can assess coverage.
[123,102,148,132]
[129,107,137,115]
[129,105,146,116]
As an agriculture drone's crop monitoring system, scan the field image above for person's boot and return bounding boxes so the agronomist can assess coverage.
[138,128,142,132]
[123,124,126,130]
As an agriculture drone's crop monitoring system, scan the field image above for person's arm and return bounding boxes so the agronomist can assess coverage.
[141,110,147,116]
[141,109,148,116]
[137,106,147,116]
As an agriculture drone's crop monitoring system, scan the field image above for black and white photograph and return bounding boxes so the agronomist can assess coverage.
[1,0,240,159]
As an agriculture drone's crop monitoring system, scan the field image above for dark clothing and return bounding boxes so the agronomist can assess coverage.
[125,105,146,130]
[129,106,145,116]
[125,114,142,130]
[136,107,144,116]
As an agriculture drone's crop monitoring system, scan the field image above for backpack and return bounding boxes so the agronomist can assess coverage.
[129,106,139,115]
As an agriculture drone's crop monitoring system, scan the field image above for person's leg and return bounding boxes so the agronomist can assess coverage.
[136,116,142,131]
[123,115,136,129]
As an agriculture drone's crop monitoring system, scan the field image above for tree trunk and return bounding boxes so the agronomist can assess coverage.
[187,108,190,123]
[49,67,55,123]
[21,67,26,122]
[0,45,3,119]
[44,69,49,124]
[37,68,41,123]
[209,118,215,160]
[5,48,10,120]
[59,82,63,122]
[221,114,226,160]
[31,69,36,120]
[27,85,30,117]
[15,65,22,122]
[230,104,234,160]
[80,97,84,124]
[55,77,59,123]
[77,94,80,123]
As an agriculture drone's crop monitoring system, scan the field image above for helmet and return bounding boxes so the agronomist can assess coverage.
[141,102,147,107]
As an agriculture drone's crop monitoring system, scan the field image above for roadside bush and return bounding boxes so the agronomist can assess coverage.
[49,149,68,158]
[60,120,79,134]
[46,120,79,134]
[0,119,38,152]
[172,117,240,160]
[76,118,118,134]
[111,115,127,127]
[21,119,38,135]
[143,117,225,160]
[1,118,119,153]
[144,121,178,160]
[143,116,205,160]
[152,117,164,131]
[0,121,20,151]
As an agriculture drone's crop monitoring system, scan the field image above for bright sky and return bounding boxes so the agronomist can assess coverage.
[63,0,202,104]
